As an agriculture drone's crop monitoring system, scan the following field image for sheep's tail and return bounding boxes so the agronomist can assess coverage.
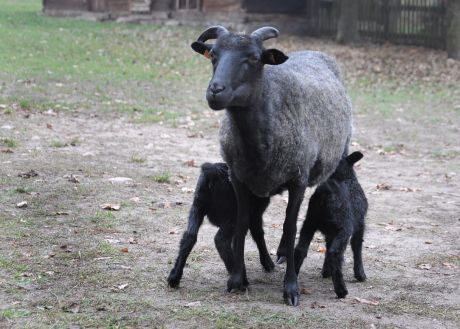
[200,162,229,183]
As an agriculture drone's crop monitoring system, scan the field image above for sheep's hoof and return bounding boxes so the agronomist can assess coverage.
[354,271,367,282]
[276,256,287,264]
[261,258,275,272]
[227,275,248,293]
[335,286,348,299]
[283,282,300,307]
[167,276,180,289]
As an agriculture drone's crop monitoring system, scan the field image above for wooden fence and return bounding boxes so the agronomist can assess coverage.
[307,0,447,49]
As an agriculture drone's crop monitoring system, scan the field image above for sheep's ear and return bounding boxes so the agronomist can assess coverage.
[191,41,212,59]
[346,151,364,165]
[261,48,288,65]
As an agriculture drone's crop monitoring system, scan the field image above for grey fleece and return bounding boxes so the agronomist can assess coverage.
[220,51,352,197]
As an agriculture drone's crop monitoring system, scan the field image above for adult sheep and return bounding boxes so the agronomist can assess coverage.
[191,26,352,306]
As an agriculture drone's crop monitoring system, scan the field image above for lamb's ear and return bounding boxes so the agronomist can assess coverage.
[261,48,288,65]
[191,41,212,59]
[346,151,364,165]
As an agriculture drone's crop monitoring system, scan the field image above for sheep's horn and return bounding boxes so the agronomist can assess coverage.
[251,27,279,41]
[197,26,229,42]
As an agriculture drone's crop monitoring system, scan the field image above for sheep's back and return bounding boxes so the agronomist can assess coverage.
[220,51,352,196]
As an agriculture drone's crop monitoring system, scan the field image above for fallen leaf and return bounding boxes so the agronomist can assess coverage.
[424,241,433,244]
[18,169,38,178]
[129,197,140,203]
[60,245,73,253]
[63,302,80,313]
[16,201,28,208]
[184,159,197,167]
[46,123,53,129]
[384,223,403,231]
[181,187,194,193]
[100,203,120,211]
[353,297,380,306]
[316,246,327,254]
[129,237,138,244]
[442,262,456,269]
[169,227,180,235]
[417,263,432,270]
[310,301,326,309]
[300,286,312,295]
[1,148,14,153]
[399,187,421,192]
[120,247,129,253]
[55,211,69,215]
[159,201,171,209]
[68,174,80,183]
[108,177,133,184]
[376,183,392,191]
[117,283,128,290]
[185,301,202,308]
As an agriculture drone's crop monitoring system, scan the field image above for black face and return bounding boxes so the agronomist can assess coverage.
[192,32,288,110]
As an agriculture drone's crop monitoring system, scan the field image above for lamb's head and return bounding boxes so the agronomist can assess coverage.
[191,26,288,110]
[330,151,364,182]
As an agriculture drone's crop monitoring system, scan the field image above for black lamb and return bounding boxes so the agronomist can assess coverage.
[168,162,275,288]
[294,151,368,299]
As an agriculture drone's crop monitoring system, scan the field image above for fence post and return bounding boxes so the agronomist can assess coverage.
[383,0,390,40]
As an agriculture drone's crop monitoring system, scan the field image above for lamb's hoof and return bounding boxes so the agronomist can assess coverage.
[167,274,180,289]
[227,275,248,293]
[276,255,287,264]
[335,286,348,299]
[283,282,300,306]
[262,258,275,272]
[355,272,367,282]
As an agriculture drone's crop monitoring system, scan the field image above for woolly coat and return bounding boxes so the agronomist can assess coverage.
[220,51,353,197]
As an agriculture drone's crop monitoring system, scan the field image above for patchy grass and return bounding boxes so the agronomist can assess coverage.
[151,173,171,184]
[129,154,146,164]
[368,296,460,322]
[0,137,18,148]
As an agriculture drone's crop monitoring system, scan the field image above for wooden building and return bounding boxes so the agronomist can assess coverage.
[43,0,310,34]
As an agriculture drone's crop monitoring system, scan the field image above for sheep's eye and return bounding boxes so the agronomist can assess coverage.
[247,56,259,64]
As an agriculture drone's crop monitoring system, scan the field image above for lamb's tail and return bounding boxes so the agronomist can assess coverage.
[200,162,229,183]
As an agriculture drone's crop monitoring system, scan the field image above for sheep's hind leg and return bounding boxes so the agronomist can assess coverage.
[294,219,316,275]
[351,227,367,281]
[321,237,333,278]
[167,203,205,288]
[327,231,350,298]
[214,224,234,274]
[249,197,275,272]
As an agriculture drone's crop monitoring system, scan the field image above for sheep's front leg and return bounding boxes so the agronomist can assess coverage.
[227,173,252,292]
[283,182,307,306]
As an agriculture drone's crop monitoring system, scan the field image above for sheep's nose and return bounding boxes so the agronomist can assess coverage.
[209,83,225,95]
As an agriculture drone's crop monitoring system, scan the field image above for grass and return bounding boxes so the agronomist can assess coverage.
[0,137,18,148]
[151,173,171,184]
[129,154,146,163]
[0,0,208,119]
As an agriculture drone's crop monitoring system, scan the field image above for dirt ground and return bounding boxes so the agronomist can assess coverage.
[1,33,460,329]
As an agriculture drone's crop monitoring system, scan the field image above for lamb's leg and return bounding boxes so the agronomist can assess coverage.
[321,237,333,278]
[167,203,205,288]
[214,224,234,273]
[227,174,252,292]
[249,197,275,272]
[294,219,316,275]
[327,231,350,298]
[276,233,287,264]
[283,182,307,306]
[351,226,366,281]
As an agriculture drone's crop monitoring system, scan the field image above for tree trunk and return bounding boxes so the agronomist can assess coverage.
[336,0,360,44]
[447,0,460,60]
